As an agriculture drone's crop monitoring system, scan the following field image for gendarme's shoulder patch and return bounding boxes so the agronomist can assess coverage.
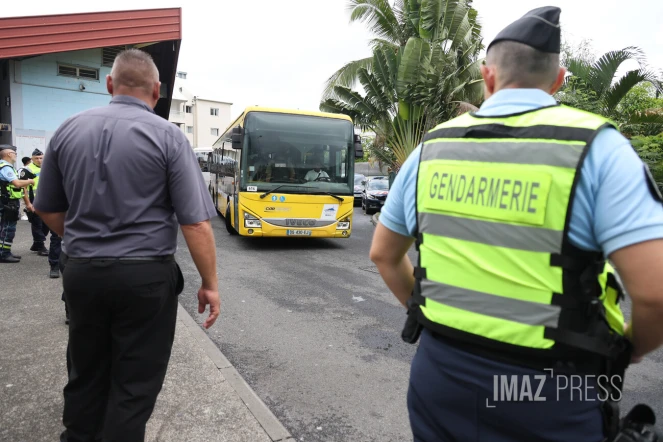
[644,164,663,203]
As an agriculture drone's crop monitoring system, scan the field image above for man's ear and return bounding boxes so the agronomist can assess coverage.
[549,67,567,95]
[481,64,496,99]
[106,75,114,95]
[152,81,161,108]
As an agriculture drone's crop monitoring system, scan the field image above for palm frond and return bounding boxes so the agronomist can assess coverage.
[396,37,432,97]
[603,70,661,113]
[322,57,373,100]
[348,0,403,44]
[589,47,645,97]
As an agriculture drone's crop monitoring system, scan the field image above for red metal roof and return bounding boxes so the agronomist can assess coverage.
[0,8,182,59]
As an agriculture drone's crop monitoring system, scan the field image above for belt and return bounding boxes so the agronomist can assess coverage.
[63,253,175,263]
[429,330,605,376]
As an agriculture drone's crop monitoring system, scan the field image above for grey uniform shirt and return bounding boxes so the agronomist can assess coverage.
[34,95,217,258]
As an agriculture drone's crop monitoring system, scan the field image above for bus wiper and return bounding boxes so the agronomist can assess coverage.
[260,185,309,199]
[310,191,344,202]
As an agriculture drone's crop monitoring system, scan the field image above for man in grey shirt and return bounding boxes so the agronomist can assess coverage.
[35,49,220,442]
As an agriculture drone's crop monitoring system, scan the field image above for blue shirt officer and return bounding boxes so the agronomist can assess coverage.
[0,144,34,263]
[370,6,663,441]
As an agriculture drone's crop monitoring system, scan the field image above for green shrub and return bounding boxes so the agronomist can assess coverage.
[632,134,663,189]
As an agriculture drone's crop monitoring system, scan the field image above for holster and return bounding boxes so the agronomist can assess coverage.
[601,338,634,440]
[1,200,19,223]
[401,297,424,344]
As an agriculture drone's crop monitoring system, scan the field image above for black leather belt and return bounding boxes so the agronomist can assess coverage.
[63,254,174,263]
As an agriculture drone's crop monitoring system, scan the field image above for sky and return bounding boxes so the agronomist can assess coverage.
[3,0,662,122]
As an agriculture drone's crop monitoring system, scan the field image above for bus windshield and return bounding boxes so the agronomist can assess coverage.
[242,112,354,195]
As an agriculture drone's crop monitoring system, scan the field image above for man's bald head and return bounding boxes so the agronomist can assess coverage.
[107,49,161,107]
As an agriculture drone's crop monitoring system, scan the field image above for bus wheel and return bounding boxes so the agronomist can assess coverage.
[225,204,237,235]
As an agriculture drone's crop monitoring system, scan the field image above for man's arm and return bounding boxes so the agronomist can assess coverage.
[10,178,33,189]
[368,144,421,307]
[36,211,65,236]
[22,192,31,211]
[166,134,221,329]
[369,223,415,307]
[610,240,663,359]
[581,128,663,361]
[180,220,219,329]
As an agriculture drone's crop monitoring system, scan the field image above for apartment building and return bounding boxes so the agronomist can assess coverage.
[169,71,232,147]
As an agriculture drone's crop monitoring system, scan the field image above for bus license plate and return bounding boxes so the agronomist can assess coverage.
[287,229,312,236]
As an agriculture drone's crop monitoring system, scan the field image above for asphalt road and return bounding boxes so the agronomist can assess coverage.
[176,207,663,441]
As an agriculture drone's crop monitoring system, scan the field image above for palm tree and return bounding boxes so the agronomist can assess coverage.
[558,46,663,130]
[322,0,483,101]
[320,0,484,171]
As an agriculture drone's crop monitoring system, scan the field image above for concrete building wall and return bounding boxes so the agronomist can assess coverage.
[8,49,111,161]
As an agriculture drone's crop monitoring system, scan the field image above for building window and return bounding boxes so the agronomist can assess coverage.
[177,71,187,79]
[210,108,219,116]
[211,128,219,136]
[58,64,99,81]
[185,106,192,113]
[102,46,126,67]
[186,126,194,134]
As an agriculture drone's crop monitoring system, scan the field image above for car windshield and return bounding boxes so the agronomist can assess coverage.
[242,112,354,195]
[354,175,365,186]
[368,179,388,190]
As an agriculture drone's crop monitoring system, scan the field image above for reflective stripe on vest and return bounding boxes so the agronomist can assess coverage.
[27,162,40,192]
[415,105,625,355]
[0,161,23,200]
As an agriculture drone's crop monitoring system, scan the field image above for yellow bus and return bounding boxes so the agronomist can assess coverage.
[209,106,363,238]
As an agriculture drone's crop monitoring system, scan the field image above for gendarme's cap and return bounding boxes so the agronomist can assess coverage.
[0,144,17,152]
[487,6,562,54]
[32,148,43,156]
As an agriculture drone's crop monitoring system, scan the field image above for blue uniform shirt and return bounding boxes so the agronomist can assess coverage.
[380,89,663,256]
[0,161,18,183]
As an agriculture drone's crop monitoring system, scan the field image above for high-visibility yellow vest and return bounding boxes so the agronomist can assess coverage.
[414,105,627,365]
[27,162,40,192]
[0,160,24,200]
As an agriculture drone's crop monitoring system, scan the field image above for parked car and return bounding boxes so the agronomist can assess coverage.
[354,173,366,206]
[361,176,389,215]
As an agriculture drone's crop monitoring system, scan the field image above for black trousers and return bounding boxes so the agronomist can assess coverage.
[59,253,184,442]
[30,211,50,245]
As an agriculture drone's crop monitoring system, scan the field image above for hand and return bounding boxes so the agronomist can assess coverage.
[197,286,220,329]
[26,204,34,212]
[28,179,35,185]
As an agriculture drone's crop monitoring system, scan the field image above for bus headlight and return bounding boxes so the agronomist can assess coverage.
[337,221,350,230]
[244,212,262,228]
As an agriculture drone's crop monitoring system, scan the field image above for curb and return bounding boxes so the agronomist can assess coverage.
[371,213,379,227]
[177,304,294,442]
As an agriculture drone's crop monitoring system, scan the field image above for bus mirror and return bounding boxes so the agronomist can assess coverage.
[232,134,243,149]
[231,127,243,150]
[354,134,363,158]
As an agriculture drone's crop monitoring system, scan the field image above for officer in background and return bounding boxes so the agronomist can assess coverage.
[370,6,663,441]
[21,148,62,276]
[0,144,34,263]
[18,156,31,176]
